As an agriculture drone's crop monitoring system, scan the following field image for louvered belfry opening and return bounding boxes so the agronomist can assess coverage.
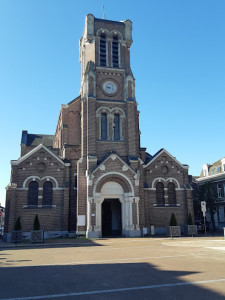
[112,35,119,67]
[100,33,106,66]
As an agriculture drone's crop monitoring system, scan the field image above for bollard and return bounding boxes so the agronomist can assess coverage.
[150,225,155,236]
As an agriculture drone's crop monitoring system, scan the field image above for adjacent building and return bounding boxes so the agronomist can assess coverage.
[196,158,225,230]
[4,14,194,240]
[0,205,5,235]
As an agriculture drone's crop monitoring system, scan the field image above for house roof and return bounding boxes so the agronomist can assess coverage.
[198,156,225,180]
[21,131,54,147]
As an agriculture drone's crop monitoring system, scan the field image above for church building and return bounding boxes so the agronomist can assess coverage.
[4,14,194,239]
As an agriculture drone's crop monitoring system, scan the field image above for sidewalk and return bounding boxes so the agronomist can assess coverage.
[0,237,96,249]
[0,233,224,249]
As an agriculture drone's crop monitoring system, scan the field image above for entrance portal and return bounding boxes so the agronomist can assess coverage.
[102,199,122,236]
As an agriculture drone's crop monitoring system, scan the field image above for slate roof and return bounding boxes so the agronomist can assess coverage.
[95,17,125,26]
[144,148,164,164]
[21,131,54,147]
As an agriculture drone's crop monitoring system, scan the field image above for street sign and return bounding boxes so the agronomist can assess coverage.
[201,201,207,233]
[201,201,206,213]
[201,201,206,217]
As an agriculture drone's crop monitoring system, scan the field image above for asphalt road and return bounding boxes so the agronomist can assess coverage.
[0,237,225,299]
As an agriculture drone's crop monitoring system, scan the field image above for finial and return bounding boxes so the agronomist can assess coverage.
[102,5,105,19]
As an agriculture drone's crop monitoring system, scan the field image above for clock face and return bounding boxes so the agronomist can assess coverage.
[102,80,117,95]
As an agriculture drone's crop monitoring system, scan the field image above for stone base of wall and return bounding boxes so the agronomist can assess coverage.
[86,230,101,238]
[153,227,167,235]
[76,230,86,236]
[4,231,70,242]
[122,229,141,237]
[68,232,76,238]
[86,229,142,238]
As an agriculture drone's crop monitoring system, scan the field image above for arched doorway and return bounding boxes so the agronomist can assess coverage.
[100,181,123,237]
[87,174,141,238]
[102,198,122,236]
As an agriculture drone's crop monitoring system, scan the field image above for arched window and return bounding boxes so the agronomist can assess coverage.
[100,34,106,67]
[156,182,165,205]
[43,181,53,206]
[28,181,39,206]
[112,35,119,67]
[168,182,176,205]
[113,114,120,140]
[101,113,107,140]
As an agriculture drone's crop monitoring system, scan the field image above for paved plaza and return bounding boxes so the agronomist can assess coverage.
[0,237,225,299]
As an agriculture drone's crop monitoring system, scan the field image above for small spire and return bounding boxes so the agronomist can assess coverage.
[102,5,105,19]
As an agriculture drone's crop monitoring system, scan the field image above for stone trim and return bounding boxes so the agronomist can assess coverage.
[153,204,180,207]
[144,188,185,191]
[151,177,181,189]
[92,153,136,175]
[22,176,59,189]
[23,205,56,209]
[11,144,68,166]
[93,172,135,195]
[17,187,64,191]
[143,149,189,170]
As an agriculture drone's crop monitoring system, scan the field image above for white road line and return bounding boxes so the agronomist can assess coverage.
[207,247,225,252]
[2,278,225,300]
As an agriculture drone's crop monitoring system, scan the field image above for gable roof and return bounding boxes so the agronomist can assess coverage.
[11,144,68,166]
[143,148,189,170]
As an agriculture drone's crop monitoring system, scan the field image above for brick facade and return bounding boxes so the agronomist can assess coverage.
[4,14,194,239]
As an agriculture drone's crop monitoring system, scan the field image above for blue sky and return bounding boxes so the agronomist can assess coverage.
[0,0,225,206]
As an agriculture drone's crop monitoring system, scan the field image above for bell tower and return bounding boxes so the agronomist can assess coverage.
[79,14,139,161]
[76,14,142,237]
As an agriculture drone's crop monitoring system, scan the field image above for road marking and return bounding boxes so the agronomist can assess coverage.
[207,247,225,252]
[2,278,225,299]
